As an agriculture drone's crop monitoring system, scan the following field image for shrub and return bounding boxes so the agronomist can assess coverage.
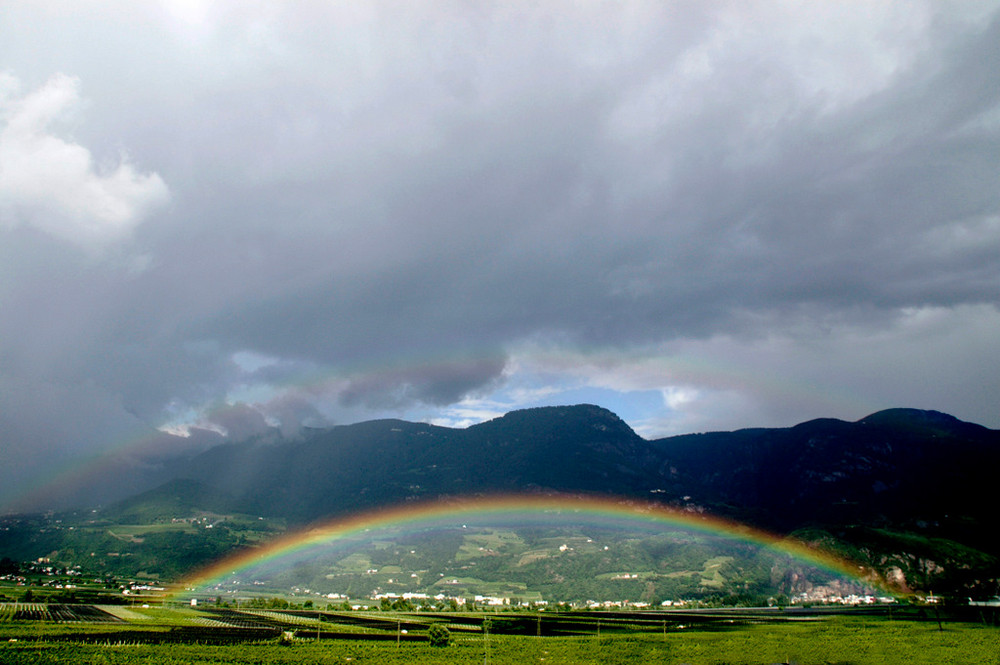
[427,623,451,647]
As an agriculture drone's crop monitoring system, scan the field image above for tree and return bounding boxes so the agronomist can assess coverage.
[427,623,451,647]
[391,598,414,611]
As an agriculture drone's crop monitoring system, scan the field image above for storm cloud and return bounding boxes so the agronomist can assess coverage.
[2,2,999,508]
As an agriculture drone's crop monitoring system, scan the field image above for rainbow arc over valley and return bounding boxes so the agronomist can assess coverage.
[174,493,883,598]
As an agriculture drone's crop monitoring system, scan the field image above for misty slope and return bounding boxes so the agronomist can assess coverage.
[165,405,660,522]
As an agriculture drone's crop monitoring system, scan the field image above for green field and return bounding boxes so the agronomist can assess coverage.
[3,620,999,664]
[1,603,998,664]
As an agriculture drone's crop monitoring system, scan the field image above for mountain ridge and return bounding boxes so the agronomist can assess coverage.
[127,405,999,534]
[5,404,997,595]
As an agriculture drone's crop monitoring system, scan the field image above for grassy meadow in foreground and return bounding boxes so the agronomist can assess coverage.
[2,617,998,665]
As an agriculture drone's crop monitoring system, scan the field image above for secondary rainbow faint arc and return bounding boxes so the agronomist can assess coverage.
[174,493,882,596]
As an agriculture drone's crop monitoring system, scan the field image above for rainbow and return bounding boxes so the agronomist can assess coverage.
[174,494,882,598]
[4,425,176,513]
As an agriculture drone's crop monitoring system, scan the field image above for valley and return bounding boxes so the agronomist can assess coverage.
[2,405,998,607]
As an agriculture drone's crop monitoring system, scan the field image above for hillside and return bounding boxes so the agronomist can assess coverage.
[149,405,661,522]
[649,408,1000,541]
[4,405,999,596]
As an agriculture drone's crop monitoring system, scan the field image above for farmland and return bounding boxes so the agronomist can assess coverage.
[1,599,998,664]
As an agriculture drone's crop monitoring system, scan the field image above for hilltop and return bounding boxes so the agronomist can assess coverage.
[2,405,998,597]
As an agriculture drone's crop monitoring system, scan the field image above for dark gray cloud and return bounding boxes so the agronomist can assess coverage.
[1,2,999,508]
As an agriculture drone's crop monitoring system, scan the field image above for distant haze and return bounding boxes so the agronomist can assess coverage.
[1,2,999,509]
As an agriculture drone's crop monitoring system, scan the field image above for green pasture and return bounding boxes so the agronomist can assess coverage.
[1,616,998,664]
[457,529,527,561]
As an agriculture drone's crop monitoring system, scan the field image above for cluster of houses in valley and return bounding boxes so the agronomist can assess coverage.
[1,558,88,589]
[791,590,897,605]
[360,590,691,610]
[370,591,547,608]
[587,599,657,609]
[339,586,908,610]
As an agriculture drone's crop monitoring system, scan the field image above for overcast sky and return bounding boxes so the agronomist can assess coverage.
[2,1,999,509]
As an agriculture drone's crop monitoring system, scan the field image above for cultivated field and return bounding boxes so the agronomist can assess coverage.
[1,602,998,664]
